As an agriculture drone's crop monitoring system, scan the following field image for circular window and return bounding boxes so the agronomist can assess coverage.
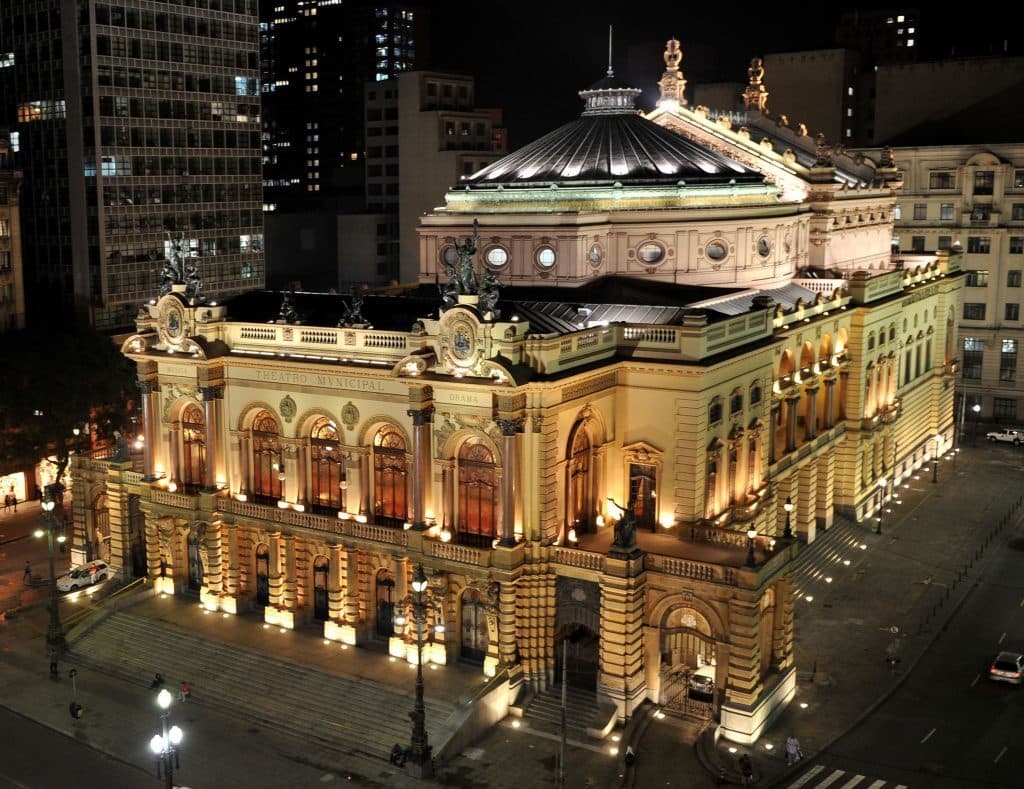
[588,243,603,268]
[637,242,665,265]
[485,246,509,268]
[441,246,458,267]
[536,246,556,269]
[706,240,728,261]
[757,237,771,257]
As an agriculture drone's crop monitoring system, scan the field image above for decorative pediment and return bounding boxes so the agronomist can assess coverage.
[623,441,663,466]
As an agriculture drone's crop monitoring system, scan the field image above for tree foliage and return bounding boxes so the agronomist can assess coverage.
[0,326,136,485]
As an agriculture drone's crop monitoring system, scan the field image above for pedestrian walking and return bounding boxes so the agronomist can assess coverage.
[785,734,802,766]
[11,494,16,512]
[179,680,191,702]
[738,753,754,785]
[3,493,10,513]
[23,561,31,584]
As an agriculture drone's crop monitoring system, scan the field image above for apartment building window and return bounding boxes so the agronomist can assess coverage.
[1007,304,1020,321]
[1015,170,1024,189]
[994,398,1017,420]
[0,218,8,237]
[940,203,955,220]
[975,170,994,195]
[929,171,955,189]
[913,203,927,220]
[963,337,984,379]
[893,204,902,220]
[1012,239,1024,255]
[0,251,9,271]
[1014,204,1024,221]
[938,236,952,250]
[1009,270,1022,287]
[971,206,991,222]
[911,236,926,252]
[967,237,991,254]
[963,303,986,320]
[1001,339,1018,380]
[966,269,989,287]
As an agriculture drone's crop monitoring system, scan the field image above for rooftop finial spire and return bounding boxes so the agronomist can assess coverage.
[607,25,614,77]
[657,38,687,108]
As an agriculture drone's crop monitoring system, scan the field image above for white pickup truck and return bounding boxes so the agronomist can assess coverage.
[986,428,1024,445]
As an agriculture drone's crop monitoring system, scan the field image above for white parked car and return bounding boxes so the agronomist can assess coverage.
[57,561,109,592]
[989,651,1024,685]
[986,428,1024,445]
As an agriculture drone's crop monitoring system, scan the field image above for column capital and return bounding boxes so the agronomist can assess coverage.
[496,417,524,436]
[199,384,224,401]
[407,406,435,426]
[137,379,159,395]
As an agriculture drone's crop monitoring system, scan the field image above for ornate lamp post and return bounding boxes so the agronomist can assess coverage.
[149,688,183,789]
[406,564,433,778]
[34,494,66,662]
[972,402,982,446]
[745,527,758,567]
[875,473,888,535]
[783,496,794,539]
[932,434,941,484]
[72,425,81,454]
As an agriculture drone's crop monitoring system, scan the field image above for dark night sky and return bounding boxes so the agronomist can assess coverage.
[424,3,1024,150]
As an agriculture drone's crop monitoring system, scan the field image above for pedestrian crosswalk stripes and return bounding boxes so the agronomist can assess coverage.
[786,765,908,789]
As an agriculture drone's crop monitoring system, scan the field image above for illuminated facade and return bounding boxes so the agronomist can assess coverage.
[73,42,961,747]
[0,0,265,329]
[0,129,24,331]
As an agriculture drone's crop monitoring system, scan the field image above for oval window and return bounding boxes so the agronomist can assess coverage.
[536,246,556,269]
[441,246,458,267]
[588,243,603,268]
[485,246,509,268]
[706,241,728,261]
[637,242,664,264]
[757,237,771,257]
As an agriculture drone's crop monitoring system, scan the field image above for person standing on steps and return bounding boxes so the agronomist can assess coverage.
[23,561,31,584]
[179,680,191,702]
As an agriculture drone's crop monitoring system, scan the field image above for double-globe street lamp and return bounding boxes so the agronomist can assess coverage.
[150,688,184,789]
[783,496,794,539]
[34,494,66,667]
[405,564,433,778]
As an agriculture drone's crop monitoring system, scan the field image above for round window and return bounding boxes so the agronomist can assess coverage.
[536,246,556,269]
[485,246,509,268]
[441,246,458,267]
[706,241,728,261]
[637,242,665,264]
[757,237,771,257]
[588,243,603,268]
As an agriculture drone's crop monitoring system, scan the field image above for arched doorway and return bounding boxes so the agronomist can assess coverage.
[187,530,203,592]
[660,607,718,720]
[375,569,396,638]
[181,404,206,492]
[255,544,270,606]
[568,425,593,533]
[457,440,497,547]
[373,426,407,526]
[460,587,489,663]
[127,494,146,578]
[251,412,282,505]
[554,623,600,690]
[628,463,657,531]
[313,556,329,621]
[310,419,343,515]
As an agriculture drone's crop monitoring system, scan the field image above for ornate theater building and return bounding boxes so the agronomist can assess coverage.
[73,45,962,744]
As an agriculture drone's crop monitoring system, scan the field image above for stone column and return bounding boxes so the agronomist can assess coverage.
[359,448,371,515]
[785,394,800,453]
[328,544,344,621]
[268,531,283,610]
[282,534,297,613]
[798,461,818,543]
[167,424,180,486]
[139,379,159,480]
[225,522,240,609]
[496,417,523,547]
[499,580,522,694]
[407,404,434,530]
[440,460,455,529]
[804,385,819,440]
[344,548,361,628]
[769,403,780,464]
[815,452,835,532]
[203,520,224,597]
[824,378,836,429]
[236,432,250,497]
[599,561,647,722]
[295,441,307,507]
[200,385,222,492]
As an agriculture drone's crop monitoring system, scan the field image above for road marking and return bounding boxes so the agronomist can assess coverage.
[999,632,1007,644]
[817,770,847,788]
[787,764,825,788]
[920,727,936,743]
[838,776,865,788]
[971,674,981,687]
[995,745,1007,763]
[865,782,886,789]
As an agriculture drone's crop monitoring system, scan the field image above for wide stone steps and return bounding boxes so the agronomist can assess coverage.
[70,610,457,764]
[522,686,608,741]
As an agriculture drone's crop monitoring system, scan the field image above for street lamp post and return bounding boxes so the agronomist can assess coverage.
[972,403,982,446]
[745,527,758,567]
[34,495,66,665]
[875,473,888,535]
[72,426,81,454]
[406,564,433,778]
[932,434,941,484]
[150,688,183,789]
[783,496,794,539]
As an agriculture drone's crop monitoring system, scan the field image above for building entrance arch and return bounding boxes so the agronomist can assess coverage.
[313,556,329,621]
[375,570,396,638]
[186,529,202,592]
[554,623,600,690]
[659,607,718,720]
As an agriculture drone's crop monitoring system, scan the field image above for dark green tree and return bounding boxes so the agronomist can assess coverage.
[0,326,137,490]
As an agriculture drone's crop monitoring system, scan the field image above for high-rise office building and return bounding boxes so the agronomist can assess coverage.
[0,128,24,332]
[0,0,265,330]
[259,0,427,213]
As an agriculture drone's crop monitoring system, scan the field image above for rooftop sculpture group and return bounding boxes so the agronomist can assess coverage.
[159,232,204,304]
[439,218,501,315]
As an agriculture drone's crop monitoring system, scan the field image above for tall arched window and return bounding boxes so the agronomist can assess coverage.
[251,411,282,505]
[181,404,205,492]
[373,426,407,526]
[310,418,343,514]
[458,440,497,546]
[568,425,592,532]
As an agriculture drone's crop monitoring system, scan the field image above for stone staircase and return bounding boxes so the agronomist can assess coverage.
[521,685,614,743]
[70,610,460,766]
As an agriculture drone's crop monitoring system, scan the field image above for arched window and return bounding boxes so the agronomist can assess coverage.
[181,404,205,492]
[373,426,407,526]
[255,544,270,606]
[251,411,282,505]
[709,398,723,425]
[310,418,343,514]
[568,425,592,532]
[458,440,497,546]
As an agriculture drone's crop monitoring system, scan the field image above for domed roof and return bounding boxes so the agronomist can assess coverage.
[468,72,762,187]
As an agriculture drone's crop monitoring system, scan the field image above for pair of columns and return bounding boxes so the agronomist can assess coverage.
[139,380,222,492]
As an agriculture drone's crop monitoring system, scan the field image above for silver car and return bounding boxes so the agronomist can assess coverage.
[56,561,109,592]
[989,651,1024,684]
